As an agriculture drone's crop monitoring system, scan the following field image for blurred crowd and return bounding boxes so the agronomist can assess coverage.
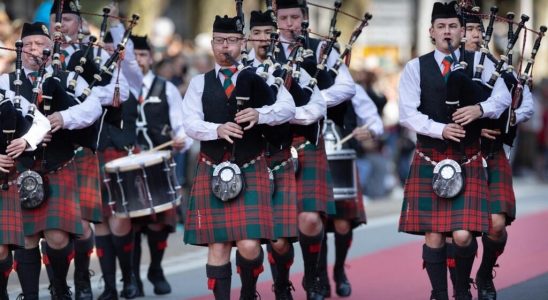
[2,2,548,200]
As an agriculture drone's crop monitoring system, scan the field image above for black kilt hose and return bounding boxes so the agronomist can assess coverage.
[292,135,337,216]
[398,143,491,236]
[485,149,516,225]
[184,153,275,246]
[266,148,298,241]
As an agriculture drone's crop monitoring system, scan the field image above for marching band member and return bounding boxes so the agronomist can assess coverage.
[397,2,510,300]
[182,15,277,300]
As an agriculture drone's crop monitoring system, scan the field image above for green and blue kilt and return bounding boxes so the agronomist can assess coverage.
[74,148,103,223]
[398,143,490,236]
[0,172,25,248]
[19,161,83,237]
[292,135,336,215]
[267,148,298,241]
[184,153,274,246]
[327,169,367,232]
[486,150,516,225]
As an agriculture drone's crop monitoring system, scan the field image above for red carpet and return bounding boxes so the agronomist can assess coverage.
[191,210,548,299]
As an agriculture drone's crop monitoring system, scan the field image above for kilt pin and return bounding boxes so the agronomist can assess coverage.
[74,148,103,223]
[266,147,298,241]
[292,135,337,216]
[184,153,274,246]
[399,143,491,236]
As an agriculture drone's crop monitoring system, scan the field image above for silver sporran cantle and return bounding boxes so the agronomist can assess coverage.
[18,170,47,209]
[211,161,244,202]
[432,159,465,199]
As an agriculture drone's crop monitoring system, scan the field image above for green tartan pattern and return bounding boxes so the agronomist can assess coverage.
[184,156,274,245]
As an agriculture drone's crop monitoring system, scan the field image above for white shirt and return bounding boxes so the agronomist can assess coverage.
[247,51,296,125]
[398,49,511,140]
[279,36,356,107]
[353,84,384,137]
[110,23,144,98]
[0,90,51,151]
[141,71,191,152]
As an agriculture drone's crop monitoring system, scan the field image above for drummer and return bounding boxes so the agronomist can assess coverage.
[130,34,190,296]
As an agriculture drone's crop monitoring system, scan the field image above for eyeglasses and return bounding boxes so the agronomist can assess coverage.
[212,36,243,45]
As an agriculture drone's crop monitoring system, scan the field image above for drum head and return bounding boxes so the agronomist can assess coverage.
[105,150,172,173]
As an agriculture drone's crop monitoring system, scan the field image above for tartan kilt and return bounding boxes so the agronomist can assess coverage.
[0,176,25,247]
[19,161,83,236]
[97,148,134,218]
[486,150,516,225]
[327,169,367,232]
[184,153,274,245]
[74,148,103,223]
[267,148,298,241]
[292,135,336,215]
[398,143,490,236]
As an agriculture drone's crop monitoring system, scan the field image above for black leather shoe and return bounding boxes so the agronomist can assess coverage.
[429,290,449,300]
[304,276,329,300]
[272,281,295,300]
[74,270,93,300]
[476,274,497,300]
[455,290,473,300]
[120,274,140,299]
[97,287,118,300]
[134,275,145,297]
[147,268,171,295]
[51,284,73,300]
[334,268,351,297]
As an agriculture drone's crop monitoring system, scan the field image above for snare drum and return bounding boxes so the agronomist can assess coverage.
[103,150,181,218]
[327,149,358,200]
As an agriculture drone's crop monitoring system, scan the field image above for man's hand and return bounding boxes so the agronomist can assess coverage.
[217,122,243,144]
[442,123,466,142]
[481,128,501,140]
[47,112,64,133]
[6,138,28,158]
[43,132,52,143]
[172,136,186,151]
[353,127,373,142]
[452,104,483,126]
[235,108,259,130]
[0,154,14,173]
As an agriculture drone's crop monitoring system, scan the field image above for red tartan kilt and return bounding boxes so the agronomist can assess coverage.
[0,182,25,247]
[267,148,298,240]
[327,169,367,231]
[292,135,336,215]
[184,153,274,245]
[486,150,516,225]
[75,148,102,223]
[399,143,491,236]
[20,161,83,236]
[97,148,138,218]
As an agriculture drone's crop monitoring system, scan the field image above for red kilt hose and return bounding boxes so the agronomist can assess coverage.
[486,150,516,225]
[292,135,336,215]
[0,175,25,247]
[327,169,367,232]
[266,148,298,241]
[20,161,83,237]
[184,153,274,246]
[399,143,491,236]
[75,148,103,223]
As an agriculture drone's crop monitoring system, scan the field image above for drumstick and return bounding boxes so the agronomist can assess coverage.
[149,140,174,152]
[335,120,376,148]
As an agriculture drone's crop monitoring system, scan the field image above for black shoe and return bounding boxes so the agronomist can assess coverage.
[120,274,140,299]
[134,275,145,297]
[15,294,39,300]
[304,276,329,300]
[98,287,118,300]
[476,274,497,300]
[429,290,449,300]
[239,291,260,300]
[333,268,351,297]
[74,270,94,300]
[272,281,295,300]
[455,290,473,300]
[51,284,73,300]
[147,268,171,295]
